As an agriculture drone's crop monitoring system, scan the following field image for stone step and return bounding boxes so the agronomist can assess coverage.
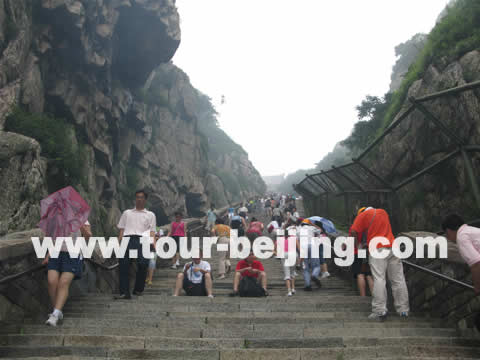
[2,210,472,360]
[15,321,456,338]
[1,334,478,349]
[70,294,368,303]
[61,303,372,313]
[5,319,452,337]
[21,316,438,331]
[1,345,480,359]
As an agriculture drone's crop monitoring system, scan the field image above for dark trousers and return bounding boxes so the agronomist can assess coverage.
[119,235,149,295]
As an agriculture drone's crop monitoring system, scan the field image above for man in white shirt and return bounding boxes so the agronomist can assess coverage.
[116,190,156,299]
[239,205,249,214]
[173,253,214,297]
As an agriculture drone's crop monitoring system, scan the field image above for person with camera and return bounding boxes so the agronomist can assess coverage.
[172,252,214,298]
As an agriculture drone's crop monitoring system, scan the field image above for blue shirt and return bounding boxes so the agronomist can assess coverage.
[207,210,216,222]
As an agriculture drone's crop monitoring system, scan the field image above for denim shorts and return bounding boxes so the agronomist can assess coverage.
[47,251,83,280]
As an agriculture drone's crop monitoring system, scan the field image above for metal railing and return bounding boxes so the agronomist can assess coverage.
[402,260,475,291]
[0,259,119,286]
[294,80,480,229]
[402,259,479,331]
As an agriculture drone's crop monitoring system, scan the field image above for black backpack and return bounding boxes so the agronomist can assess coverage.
[239,276,265,297]
[231,219,242,230]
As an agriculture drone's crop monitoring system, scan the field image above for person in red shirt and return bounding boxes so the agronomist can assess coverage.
[246,217,264,241]
[350,207,409,320]
[230,251,268,296]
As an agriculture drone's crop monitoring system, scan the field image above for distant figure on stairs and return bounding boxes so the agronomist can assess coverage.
[442,214,480,294]
[205,204,217,231]
[168,211,186,270]
[298,220,324,292]
[145,228,163,287]
[211,218,232,280]
[246,217,264,240]
[230,212,247,237]
[274,220,300,297]
[264,198,273,218]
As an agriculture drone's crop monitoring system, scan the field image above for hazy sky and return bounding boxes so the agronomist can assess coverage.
[173,0,449,177]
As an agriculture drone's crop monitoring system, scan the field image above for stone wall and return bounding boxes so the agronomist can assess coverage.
[0,229,119,323]
[401,232,480,338]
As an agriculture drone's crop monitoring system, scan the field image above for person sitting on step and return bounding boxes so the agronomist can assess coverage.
[173,251,214,298]
[230,250,268,297]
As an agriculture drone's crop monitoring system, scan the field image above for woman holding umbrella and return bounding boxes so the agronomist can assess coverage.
[38,186,92,327]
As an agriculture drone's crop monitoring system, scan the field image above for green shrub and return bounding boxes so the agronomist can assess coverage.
[340,0,480,155]
[5,106,86,187]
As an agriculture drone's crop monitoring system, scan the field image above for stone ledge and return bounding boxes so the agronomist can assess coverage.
[0,229,43,261]
[399,231,465,265]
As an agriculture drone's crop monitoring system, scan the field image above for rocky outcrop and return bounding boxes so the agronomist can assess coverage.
[0,0,265,236]
[390,33,427,93]
[369,50,480,230]
[0,132,47,234]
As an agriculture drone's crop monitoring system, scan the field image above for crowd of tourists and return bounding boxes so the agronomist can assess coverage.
[41,189,480,328]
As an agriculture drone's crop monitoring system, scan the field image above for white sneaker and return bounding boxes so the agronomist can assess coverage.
[208,294,215,299]
[320,272,330,279]
[368,312,387,321]
[287,291,293,297]
[45,313,59,327]
[175,259,180,266]
[291,289,296,295]
[217,274,226,280]
[171,264,177,270]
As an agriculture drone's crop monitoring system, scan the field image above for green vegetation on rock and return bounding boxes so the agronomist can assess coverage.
[5,106,86,190]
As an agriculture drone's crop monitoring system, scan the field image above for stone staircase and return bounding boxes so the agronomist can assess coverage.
[1,204,479,359]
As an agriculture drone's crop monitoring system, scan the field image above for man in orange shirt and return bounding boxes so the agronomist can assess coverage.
[350,207,409,320]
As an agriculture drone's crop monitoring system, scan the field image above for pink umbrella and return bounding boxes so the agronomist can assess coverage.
[37,186,91,238]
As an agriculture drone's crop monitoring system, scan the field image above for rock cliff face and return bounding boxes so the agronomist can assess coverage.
[390,33,427,93]
[0,0,265,236]
[368,50,480,230]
